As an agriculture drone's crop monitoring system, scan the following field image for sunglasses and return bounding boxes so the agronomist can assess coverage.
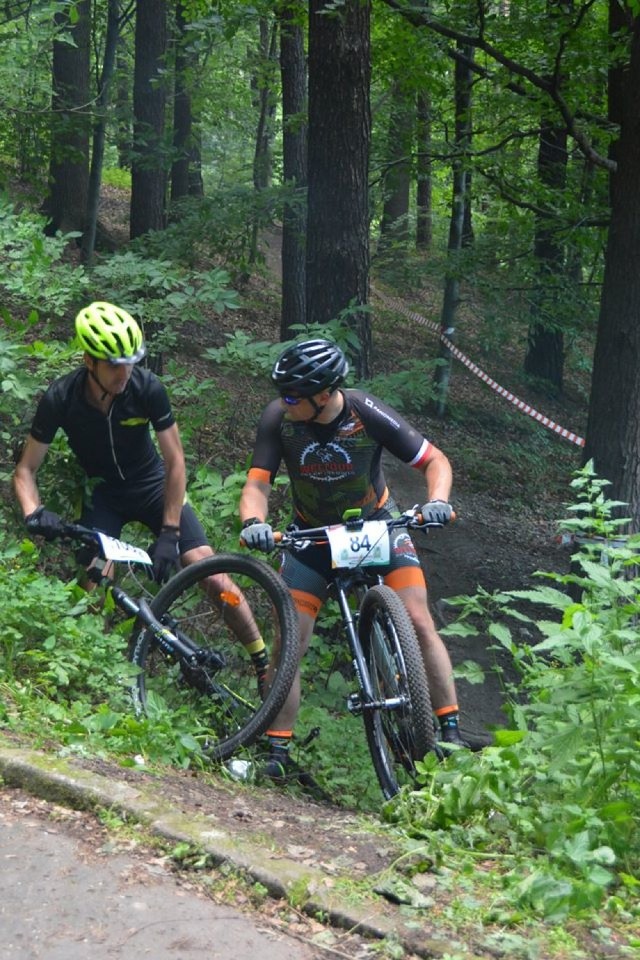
[281,394,305,406]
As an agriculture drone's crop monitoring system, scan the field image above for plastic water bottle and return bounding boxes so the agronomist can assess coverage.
[225,759,252,781]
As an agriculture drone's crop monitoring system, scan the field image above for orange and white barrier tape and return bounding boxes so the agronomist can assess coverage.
[375,288,586,449]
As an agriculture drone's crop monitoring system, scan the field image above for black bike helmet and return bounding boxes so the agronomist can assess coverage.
[272,339,349,396]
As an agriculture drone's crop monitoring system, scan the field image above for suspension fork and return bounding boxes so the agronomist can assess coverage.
[111,585,200,662]
[333,581,376,705]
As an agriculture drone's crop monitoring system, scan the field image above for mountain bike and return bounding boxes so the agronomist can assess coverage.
[51,522,299,760]
[265,507,445,800]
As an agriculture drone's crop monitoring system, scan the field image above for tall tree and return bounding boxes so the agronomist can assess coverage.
[433,39,473,416]
[279,0,307,338]
[523,116,568,388]
[130,0,168,238]
[306,0,371,376]
[81,0,121,266]
[585,6,640,528]
[45,0,91,236]
[415,90,433,250]
[171,0,197,201]
[378,80,414,248]
[252,17,279,193]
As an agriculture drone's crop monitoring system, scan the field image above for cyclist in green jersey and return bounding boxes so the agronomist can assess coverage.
[239,338,467,778]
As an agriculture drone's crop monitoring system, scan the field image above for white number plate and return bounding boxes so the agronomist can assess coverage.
[327,521,390,569]
[97,532,152,565]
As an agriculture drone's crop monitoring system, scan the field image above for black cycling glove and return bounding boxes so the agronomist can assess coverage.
[150,526,181,583]
[25,506,65,541]
[420,500,453,525]
[240,519,275,552]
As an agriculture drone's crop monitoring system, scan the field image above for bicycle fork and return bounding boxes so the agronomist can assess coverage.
[112,585,223,670]
[334,587,405,715]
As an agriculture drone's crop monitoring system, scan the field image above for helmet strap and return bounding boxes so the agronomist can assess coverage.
[305,395,325,421]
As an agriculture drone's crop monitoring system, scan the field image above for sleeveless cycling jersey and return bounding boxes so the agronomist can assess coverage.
[29,366,175,486]
[248,389,432,526]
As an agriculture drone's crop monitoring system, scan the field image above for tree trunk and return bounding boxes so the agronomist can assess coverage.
[279,0,307,339]
[379,82,413,248]
[171,1,192,202]
[523,122,568,389]
[252,18,279,193]
[81,0,120,266]
[115,34,131,169]
[584,10,640,529]
[433,41,472,417]
[306,0,371,377]
[416,91,432,250]
[130,0,168,238]
[46,1,91,236]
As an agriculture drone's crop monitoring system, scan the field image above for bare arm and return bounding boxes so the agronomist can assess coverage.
[239,475,272,525]
[422,444,453,502]
[156,424,187,528]
[13,436,50,518]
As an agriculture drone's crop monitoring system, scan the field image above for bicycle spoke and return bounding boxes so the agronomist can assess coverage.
[129,554,298,760]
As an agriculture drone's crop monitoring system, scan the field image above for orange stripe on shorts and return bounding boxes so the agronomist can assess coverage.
[290,589,322,619]
[384,567,427,591]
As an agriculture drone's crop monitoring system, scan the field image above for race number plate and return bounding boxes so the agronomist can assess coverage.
[327,520,390,569]
[97,532,152,565]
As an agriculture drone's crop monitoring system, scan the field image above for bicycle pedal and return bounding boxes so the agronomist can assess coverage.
[347,693,362,714]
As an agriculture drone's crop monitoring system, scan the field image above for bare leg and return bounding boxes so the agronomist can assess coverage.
[264,609,314,732]
[395,583,458,711]
[181,545,263,646]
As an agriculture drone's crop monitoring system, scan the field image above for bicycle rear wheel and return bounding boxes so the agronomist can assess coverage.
[358,584,435,799]
[129,553,298,760]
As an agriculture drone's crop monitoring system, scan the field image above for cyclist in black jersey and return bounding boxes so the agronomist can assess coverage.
[13,303,269,682]
[239,338,467,778]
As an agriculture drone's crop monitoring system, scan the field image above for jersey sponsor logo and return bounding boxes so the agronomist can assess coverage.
[119,417,150,427]
[363,396,400,429]
[299,440,354,481]
[392,531,420,564]
[339,416,364,437]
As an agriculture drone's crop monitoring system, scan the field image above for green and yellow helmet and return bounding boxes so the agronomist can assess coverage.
[75,302,146,364]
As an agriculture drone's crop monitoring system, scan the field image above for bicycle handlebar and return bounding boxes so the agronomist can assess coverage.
[271,507,456,549]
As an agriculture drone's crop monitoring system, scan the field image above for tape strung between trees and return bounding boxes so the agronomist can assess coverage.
[374,287,586,449]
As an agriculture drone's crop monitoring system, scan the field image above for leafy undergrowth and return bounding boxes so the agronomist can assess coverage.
[0,194,638,954]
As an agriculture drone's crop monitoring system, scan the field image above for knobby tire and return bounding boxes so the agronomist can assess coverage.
[129,553,298,760]
[358,584,435,800]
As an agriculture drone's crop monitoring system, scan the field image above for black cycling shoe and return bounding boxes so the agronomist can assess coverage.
[436,726,470,756]
[262,749,292,782]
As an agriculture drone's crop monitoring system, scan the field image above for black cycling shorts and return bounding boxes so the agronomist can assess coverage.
[79,480,208,554]
[279,500,426,618]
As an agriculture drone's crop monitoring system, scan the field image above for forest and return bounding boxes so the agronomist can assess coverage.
[0,0,639,952]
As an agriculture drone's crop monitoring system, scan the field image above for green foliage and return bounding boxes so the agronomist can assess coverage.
[143,186,296,274]
[203,318,363,384]
[388,464,640,922]
[0,196,89,315]
[102,167,131,190]
[0,531,210,769]
[90,249,239,356]
[359,358,441,414]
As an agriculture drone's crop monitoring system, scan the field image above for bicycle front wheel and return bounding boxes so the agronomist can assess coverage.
[129,553,298,760]
[358,584,435,800]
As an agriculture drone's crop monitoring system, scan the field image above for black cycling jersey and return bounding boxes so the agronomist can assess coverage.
[247,389,432,527]
[30,366,175,487]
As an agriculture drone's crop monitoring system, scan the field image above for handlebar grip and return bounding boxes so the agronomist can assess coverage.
[415,510,457,525]
[273,531,283,543]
